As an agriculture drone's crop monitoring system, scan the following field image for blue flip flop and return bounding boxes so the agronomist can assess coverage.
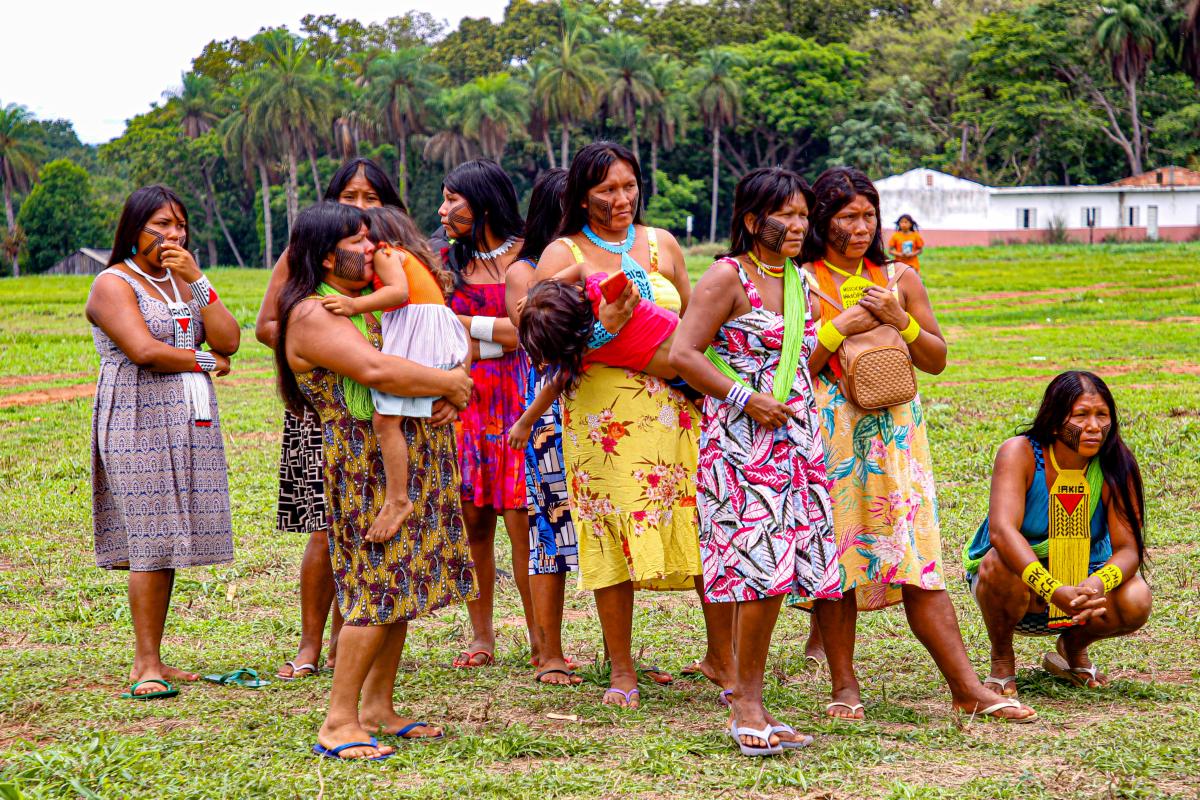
[386,722,444,741]
[203,668,270,688]
[312,736,392,761]
[729,720,783,757]
[770,723,814,749]
[603,687,641,708]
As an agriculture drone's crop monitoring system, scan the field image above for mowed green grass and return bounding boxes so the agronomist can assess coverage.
[0,243,1197,799]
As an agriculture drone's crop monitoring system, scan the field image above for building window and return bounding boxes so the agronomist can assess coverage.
[1127,206,1139,226]
[1082,207,1100,227]
[1016,208,1037,229]
[925,173,934,187]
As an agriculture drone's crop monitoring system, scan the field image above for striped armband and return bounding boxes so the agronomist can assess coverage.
[194,350,218,372]
[189,275,218,309]
[900,313,921,343]
[725,383,752,410]
[1021,561,1062,604]
[588,320,617,349]
[1092,564,1124,593]
[817,321,846,353]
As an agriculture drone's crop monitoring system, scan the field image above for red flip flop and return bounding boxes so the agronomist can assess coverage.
[453,650,495,668]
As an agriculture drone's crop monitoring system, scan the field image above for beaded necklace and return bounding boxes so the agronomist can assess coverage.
[582,225,654,302]
[747,251,785,279]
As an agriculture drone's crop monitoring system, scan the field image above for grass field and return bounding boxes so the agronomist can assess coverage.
[0,243,1198,799]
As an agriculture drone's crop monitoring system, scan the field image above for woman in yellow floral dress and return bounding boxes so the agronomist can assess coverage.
[800,168,1036,724]
[534,142,710,708]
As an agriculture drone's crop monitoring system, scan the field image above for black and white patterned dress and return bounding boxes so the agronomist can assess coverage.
[277,406,329,533]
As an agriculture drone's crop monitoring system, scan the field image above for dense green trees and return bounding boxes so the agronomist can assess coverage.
[2,0,1198,273]
[16,160,106,274]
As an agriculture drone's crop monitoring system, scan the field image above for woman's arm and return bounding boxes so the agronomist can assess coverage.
[159,243,240,355]
[669,262,792,430]
[287,300,472,406]
[86,274,231,375]
[323,248,410,317]
[507,373,566,451]
[858,268,947,375]
[804,284,883,377]
[255,249,290,348]
[505,260,536,326]
[656,229,692,314]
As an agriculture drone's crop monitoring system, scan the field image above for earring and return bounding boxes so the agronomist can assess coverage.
[131,245,137,255]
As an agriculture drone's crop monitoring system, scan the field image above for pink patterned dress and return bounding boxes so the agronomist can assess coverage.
[696,259,840,603]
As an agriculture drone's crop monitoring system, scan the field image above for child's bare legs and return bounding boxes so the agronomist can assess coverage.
[368,412,414,541]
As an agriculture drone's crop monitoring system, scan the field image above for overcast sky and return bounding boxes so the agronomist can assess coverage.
[2,1,507,145]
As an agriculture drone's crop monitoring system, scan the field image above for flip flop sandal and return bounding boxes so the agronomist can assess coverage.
[202,668,271,688]
[312,736,392,761]
[770,723,814,749]
[983,675,1019,697]
[452,650,494,669]
[531,656,582,670]
[728,720,783,757]
[678,661,705,679]
[535,668,580,685]
[277,661,319,681]
[637,664,673,685]
[825,701,865,720]
[603,687,641,708]
[386,722,445,741]
[121,679,179,700]
[1042,650,1103,688]
[718,688,733,708]
[971,699,1039,724]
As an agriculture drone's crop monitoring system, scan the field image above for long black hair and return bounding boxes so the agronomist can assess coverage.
[443,159,524,282]
[799,167,887,266]
[108,185,189,266]
[1021,371,1146,564]
[721,167,814,259]
[895,213,919,231]
[323,158,406,212]
[561,141,644,236]
[518,280,593,393]
[274,201,369,412]
[517,168,568,264]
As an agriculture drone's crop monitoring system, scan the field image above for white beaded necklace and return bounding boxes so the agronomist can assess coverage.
[472,236,518,261]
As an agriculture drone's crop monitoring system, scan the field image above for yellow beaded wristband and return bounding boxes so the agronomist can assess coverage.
[1021,561,1062,604]
[1092,564,1124,593]
[900,313,921,343]
[818,321,846,353]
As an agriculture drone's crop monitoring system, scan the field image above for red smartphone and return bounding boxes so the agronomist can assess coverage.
[599,271,630,304]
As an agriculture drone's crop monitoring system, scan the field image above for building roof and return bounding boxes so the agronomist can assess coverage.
[874,168,988,193]
[78,248,110,262]
[878,168,1200,195]
[1109,166,1200,187]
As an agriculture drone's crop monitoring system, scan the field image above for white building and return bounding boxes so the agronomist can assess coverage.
[876,167,1200,246]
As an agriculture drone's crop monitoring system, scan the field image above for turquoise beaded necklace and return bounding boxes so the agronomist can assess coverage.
[582,225,654,303]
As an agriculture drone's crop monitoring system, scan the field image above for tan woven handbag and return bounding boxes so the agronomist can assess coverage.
[808,264,918,410]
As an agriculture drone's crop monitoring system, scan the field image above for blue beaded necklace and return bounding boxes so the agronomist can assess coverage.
[582,225,654,303]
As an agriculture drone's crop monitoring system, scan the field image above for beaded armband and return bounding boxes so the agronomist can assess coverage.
[194,350,218,372]
[189,275,218,309]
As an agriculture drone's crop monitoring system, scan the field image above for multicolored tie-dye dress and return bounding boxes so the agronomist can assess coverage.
[449,281,528,510]
[697,259,840,603]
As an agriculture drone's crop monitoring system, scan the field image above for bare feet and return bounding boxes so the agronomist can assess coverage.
[360,709,444,740]
[680,656,733,688]
[366,498,414,542]
[317,721,395,759]
[602,670,640,708]
[535,658,583,685]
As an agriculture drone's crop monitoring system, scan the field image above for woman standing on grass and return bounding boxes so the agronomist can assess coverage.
[533,141,707,708]
[965,371,1151,695]
[255,158,406,681]
[276,201,475,760]
[504,167,584,686]
[670,167,841,755]
[87,185,240,700]
[800,167,1037,723]
[439,159,535,669]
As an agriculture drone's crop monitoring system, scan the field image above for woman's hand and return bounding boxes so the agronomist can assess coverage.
[160,243,202,283]
[859,285,907,329]
[743,392,795,430]
[320,294,360,317]
[429,399,459,427]
[596,281,639,334]
[1050,583,1108,624]
[443,363,473,410]
[507,418,533,451]
[211,352,231,377]
[831,303,882,336]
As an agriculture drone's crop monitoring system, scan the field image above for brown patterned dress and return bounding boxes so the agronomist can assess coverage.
[294,315,476,626]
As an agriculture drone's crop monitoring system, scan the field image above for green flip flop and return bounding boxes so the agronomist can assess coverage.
[202,668,271,688]
[121,678,179,700]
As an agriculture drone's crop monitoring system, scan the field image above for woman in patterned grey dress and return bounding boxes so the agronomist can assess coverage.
[88,186,240,699]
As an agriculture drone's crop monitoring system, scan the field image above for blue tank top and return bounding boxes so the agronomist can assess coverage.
[966,437,1110,573]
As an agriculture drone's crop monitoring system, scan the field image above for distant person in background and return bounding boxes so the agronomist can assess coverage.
[965,371,1151,696]
[256,158,408,682]
[87,185,240,700]
[888,214,924,271]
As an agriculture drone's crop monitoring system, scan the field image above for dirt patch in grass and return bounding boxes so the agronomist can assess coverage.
[0,373,90,389]
[942,282,1200,312]
[937,362,1200,387]
[0,383,94,408]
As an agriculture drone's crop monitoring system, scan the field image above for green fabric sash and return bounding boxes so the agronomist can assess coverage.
[703,258,807,404]
[315,283,374,421]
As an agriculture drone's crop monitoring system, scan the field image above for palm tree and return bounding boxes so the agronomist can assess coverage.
[642,56,688,196]
[524,60,557,168]
[455,74,529,162]
[247,33,334,229]
[364,47,440,205]
[423,89,480,171]
[1094,0,1167,175]
[533,23,605,166]
[601,33,659,163]
[165,74,245,267]
[1185,0,1200,83]
[691,48,745,242]
[0,103,44,276]
[218,85,276,267]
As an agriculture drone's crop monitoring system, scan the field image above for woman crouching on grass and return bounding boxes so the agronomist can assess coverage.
[965,371,1151,696]
[87,185,239,700]
[275,201,476,760]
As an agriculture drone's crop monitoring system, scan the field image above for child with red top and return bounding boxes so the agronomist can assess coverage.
[321,206,470,537]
